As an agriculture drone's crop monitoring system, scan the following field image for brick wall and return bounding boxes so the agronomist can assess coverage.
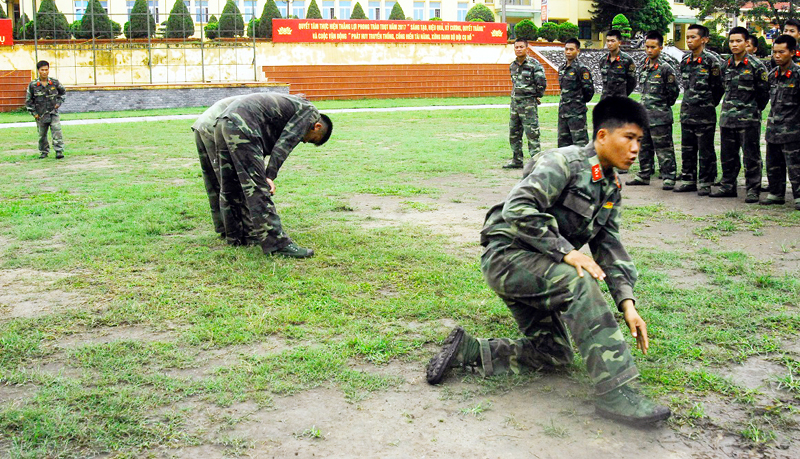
[0,70,32,113]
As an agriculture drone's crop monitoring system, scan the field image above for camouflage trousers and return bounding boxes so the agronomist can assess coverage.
[765,142,800,204]
[635,124,676,181]
[509,98,541,163]
[720,126,762,194]
[479,246,639,395]
[215,118,292,254]
[679,123,717,188]
[36,114,64,155]
[557,114,589,148]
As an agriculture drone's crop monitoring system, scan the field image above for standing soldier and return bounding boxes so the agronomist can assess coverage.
[214,93,333,257]
[504,38,547,169]
[712,27,769,201]
[626,30,680,190]
[557,38,594,148]
[674,24,724,195]
[745,35,761,59]
[25,60,66,159]
[768,18,800,70]
[426,97,671,425]
[763,35,800,211]
[599,30,637,100]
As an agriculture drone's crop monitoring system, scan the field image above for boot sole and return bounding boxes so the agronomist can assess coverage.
[595,405,671,424]
[426,327,464,385]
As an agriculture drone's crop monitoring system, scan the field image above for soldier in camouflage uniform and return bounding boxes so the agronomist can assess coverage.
[558,38,594,148]
[674,24,724,195]
[763,35,800,210]
[504,38,548,169]
[427,97,671,425]
[214,93,333,258]
[25,60,66,159]
[767,19,800,69]
[626,31,680,190]
[599,30,637,100]
[712,27,770,201]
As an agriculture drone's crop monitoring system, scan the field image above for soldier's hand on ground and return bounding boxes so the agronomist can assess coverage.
[563,250,606,280]
[621,300,649,354]
[266,178,276,194]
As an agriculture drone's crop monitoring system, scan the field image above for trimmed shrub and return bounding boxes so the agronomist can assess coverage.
[514,19,537,41]
[204,15,219,39]
[79,0,121,39]
[14,13,30,39]
[0,3,6,19]
[219,0,245,37]
[611,14,631,39]
[247,17,259,37]
[389,3,405,20]
[306,0,322,19]
[557,21,578,42]
[429,17,442,21]
[538,21,559,42]
[164,0,194,38]
[33,0,71,39]
[351,3,367,19]
[757,35,771,58]
[465,4,494,22]
[126,0,156,38]
[707,33,725,54]
[257,0,281,38]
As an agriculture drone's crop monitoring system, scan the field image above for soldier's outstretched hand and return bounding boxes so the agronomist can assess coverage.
[621,299,649,354]
[563,250,606,280]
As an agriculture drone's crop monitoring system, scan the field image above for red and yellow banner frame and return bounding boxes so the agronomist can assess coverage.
[272,19,507,44]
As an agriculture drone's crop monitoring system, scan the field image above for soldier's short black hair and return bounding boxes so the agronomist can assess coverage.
[644,30,663,46]
[515,38,528,47]
[564,38,580,48]
[606,30,622,41]
[592,97,649,139]
[36,60,49,70]
[785,18,800,30]
[746,35,759,48]
[688,24,709,38]
[774,34,797,51]
[728,26,749,40]
[316,114,333,146]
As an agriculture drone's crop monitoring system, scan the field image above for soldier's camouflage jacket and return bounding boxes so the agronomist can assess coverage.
[192,95,242,138]
[480,144,636,308]
[637,57,680,126]
[720,54,769,128]
[766,61,800,144]
[680,49,724,124]
[218,93,321,180]
[599,51,637,98]
[25,77,65,117]
[558,58,594,118]
[510,56,547,100]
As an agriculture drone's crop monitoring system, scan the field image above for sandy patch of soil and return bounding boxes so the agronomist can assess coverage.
[0,269,87,319]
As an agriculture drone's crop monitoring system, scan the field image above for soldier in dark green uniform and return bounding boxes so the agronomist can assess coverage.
[214,93,333,258]
[504,38,548,169]
[626,31,680,190]
[712,27,769,201]
[599,30,637,100]
[764,35,800,211]
[426,97,671,425]
[25,60,66,159]
[557,38,594,148]
[745,35,760,58]
[674,24,724,195]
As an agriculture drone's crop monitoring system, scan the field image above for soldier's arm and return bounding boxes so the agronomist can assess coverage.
[501,153,575,262]
[533,62,547,98]
[55,80,66,107]
[265,104,319,180]
[666,66,680,107]
[755,63,770,111]
[711,60,725,106]
[588,196,637,310]
[581,67,595,103]
[25,82,35,115]
[625,58,637,96]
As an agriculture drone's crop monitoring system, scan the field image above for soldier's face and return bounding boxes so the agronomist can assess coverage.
[564,44,579,61]
[773,43,793,67]
[596,124,643,171]
[302,122,326,144]
[606,36,619,52]
[784,25,800,39]
[746,40,758,54]
[38,65,49,80]
[644,39,662,60]
[686,29,702,51]
[514,41,527,58]
[728,34,747,55]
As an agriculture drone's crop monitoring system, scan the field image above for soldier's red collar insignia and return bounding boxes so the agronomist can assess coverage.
[776,69,793,78]
[687,56,702,64]
[591,163,603,182]
[795,50,800,57]
[744,57,749,65]
[615,175,621,189]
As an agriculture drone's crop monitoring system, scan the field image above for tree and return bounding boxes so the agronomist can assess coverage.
[612,14,632,39]
[514,19,538,41]
[538,21,559,42]
[307,0,322,19]
[125,0,156,39]
[164,0,194,38]
[557,21,579,42]
[631,0,673,35]
[757,35,772,57]
[351,3,367,19]
[14,13,30,39]
[683,0,798,30]
[33,0,71,39]
[0,3,6,19]
[256,0,281,39]
[247,17,259,37]
[79,0,121,39]
[465,4,494,22]
[389,3,405,20]
[219,0,245,37]
[591,0,642,32]
[204,15,219,39]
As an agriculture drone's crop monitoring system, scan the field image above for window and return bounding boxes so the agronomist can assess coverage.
[578,20,591,40]
[75,0,87,20]
[323,1,334,19]
[293,5,305,18]
[195,1,208,22]
[243,0,257,21]
[339,1,351,19]
[100,1,108,12]
[385,1,395,19]
[277,1,288,18]
[126,0,135,16]
[413,2,424,20]
[429,2,440,19]
[148,0,159,23]
[368,2,379,20]
[457,2,467,21]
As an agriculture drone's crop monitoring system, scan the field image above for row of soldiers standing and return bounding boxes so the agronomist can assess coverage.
[506,25,800,211]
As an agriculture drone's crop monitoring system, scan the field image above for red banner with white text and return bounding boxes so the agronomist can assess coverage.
[272,19,507,44]
[0,19,13,46]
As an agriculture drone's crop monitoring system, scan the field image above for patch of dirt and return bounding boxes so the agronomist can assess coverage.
[664,267,710,289]
[0,269,87,319]
[720,356,792,402]
[55,325,177,349]
[164,337,292,380]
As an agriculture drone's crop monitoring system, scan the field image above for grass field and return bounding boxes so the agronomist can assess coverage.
[0,96,798,457]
